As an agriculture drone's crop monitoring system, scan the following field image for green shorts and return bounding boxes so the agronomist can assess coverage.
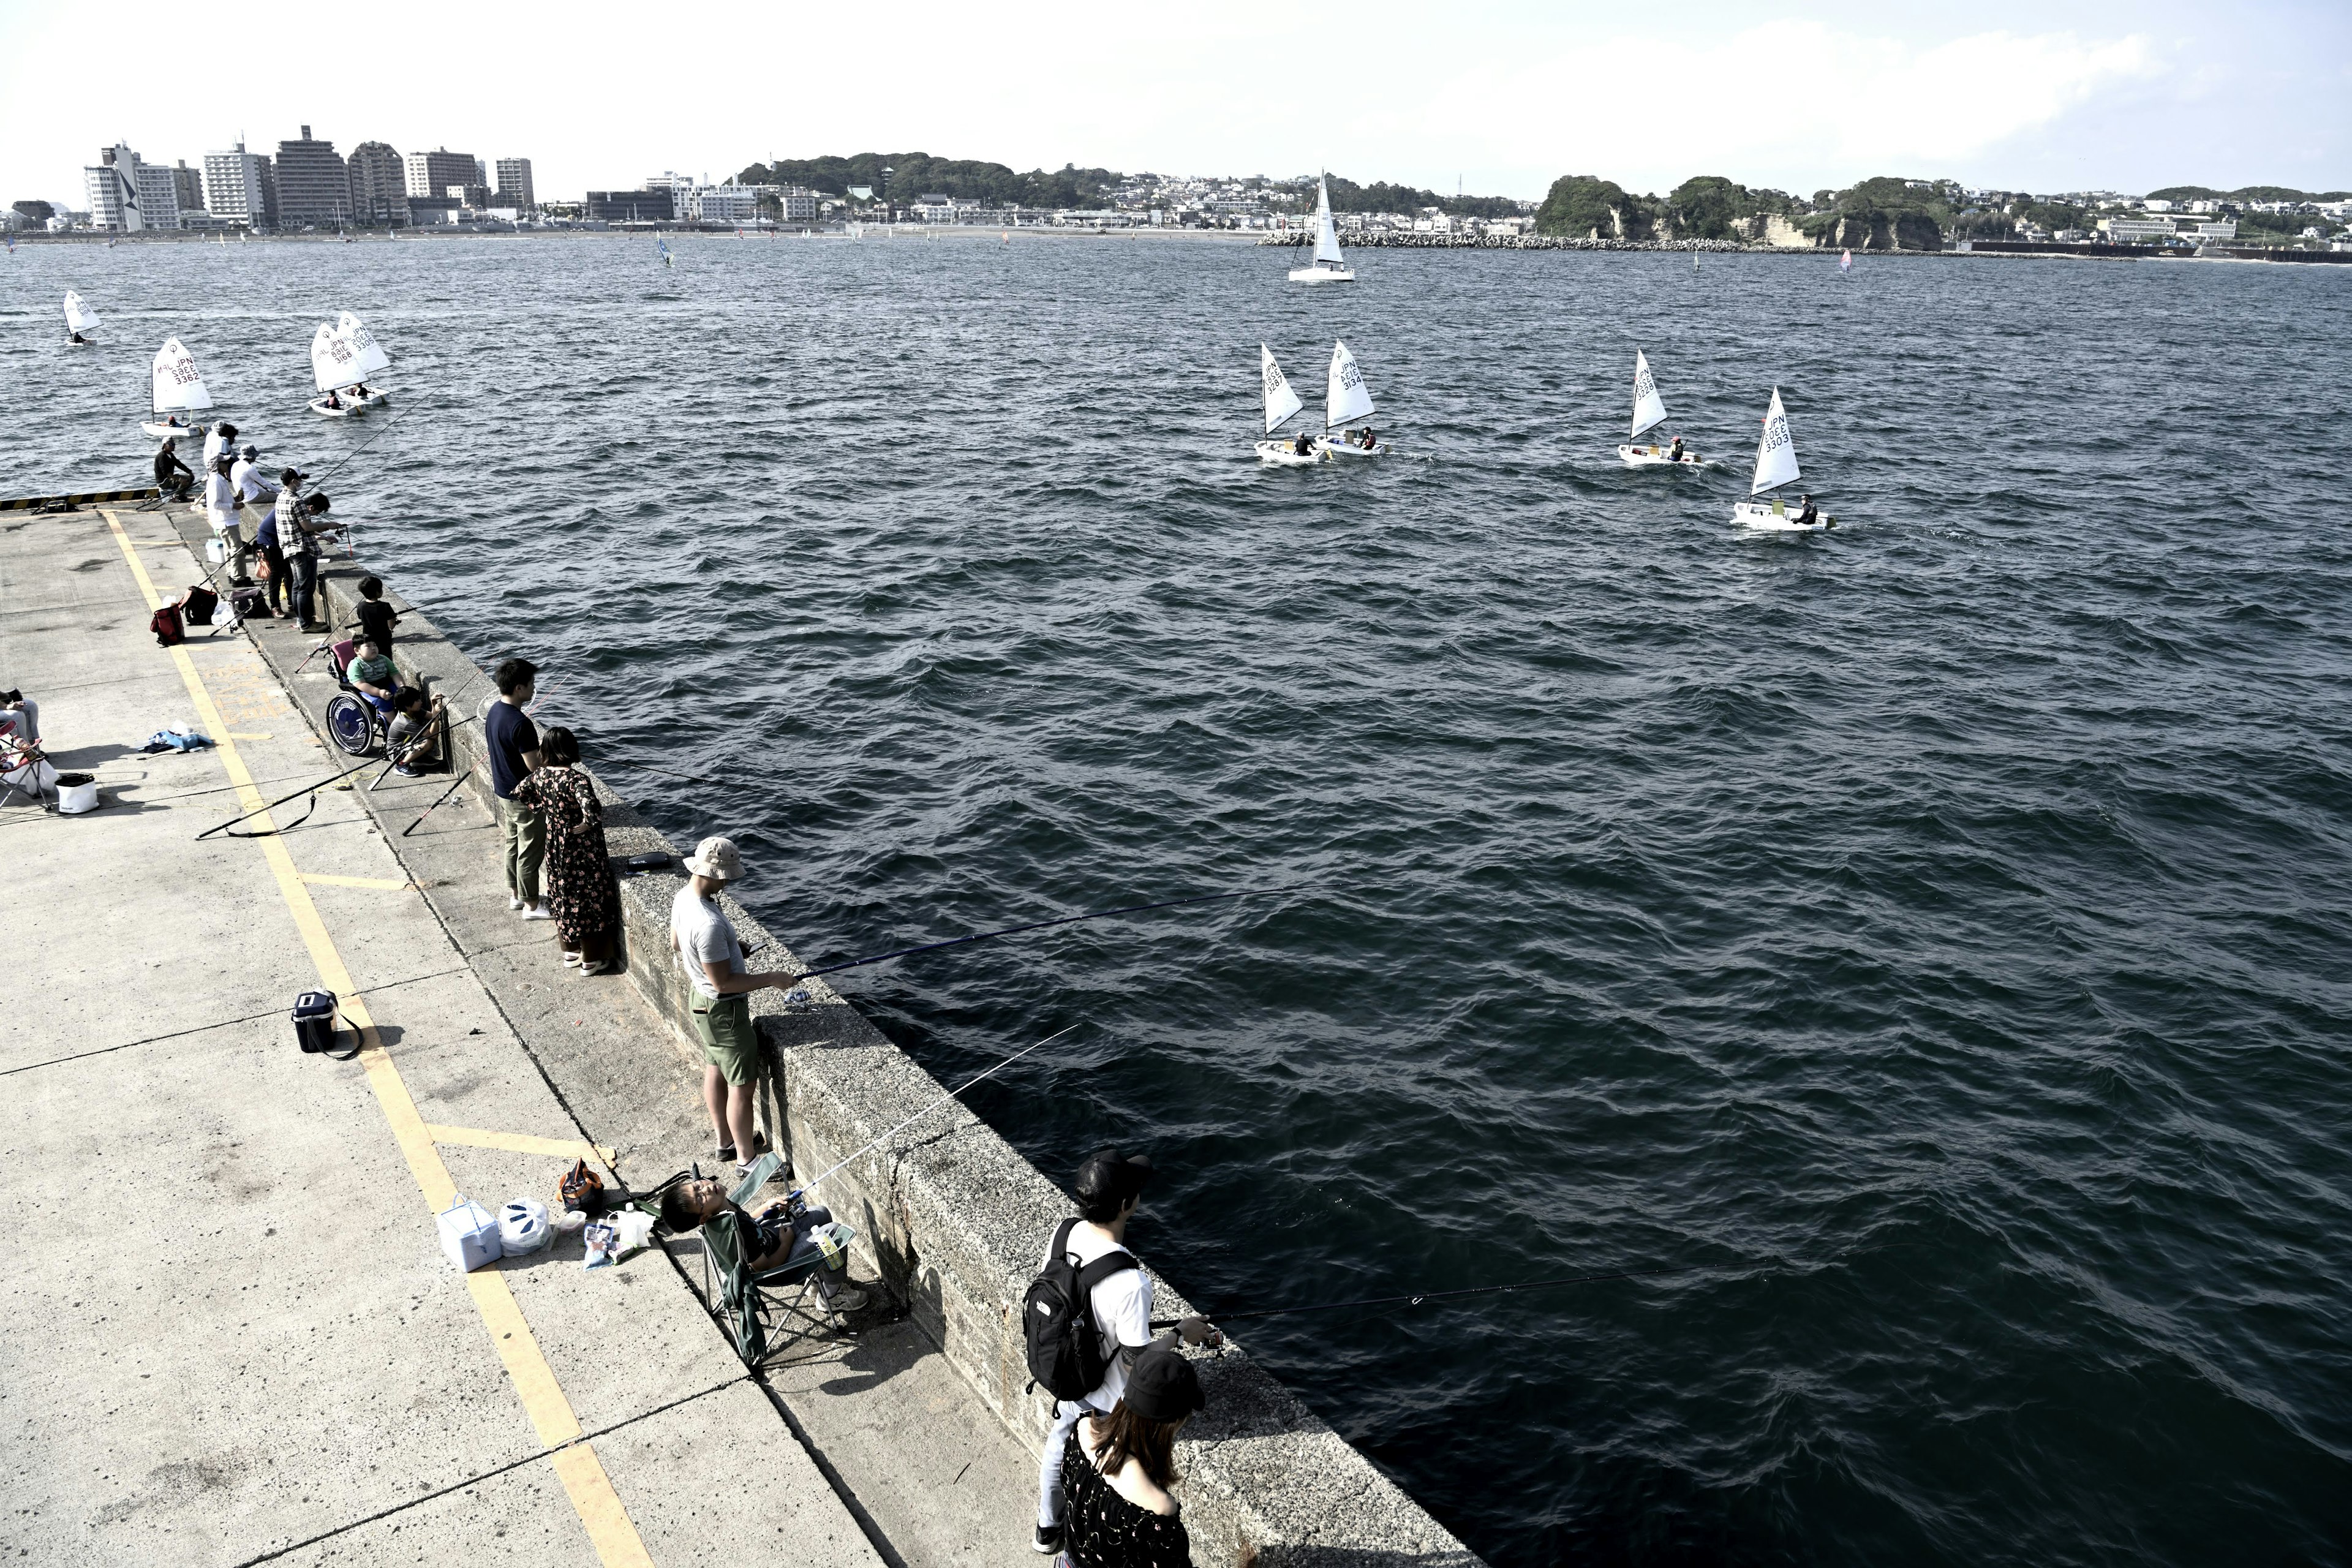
[692,993,760,1085]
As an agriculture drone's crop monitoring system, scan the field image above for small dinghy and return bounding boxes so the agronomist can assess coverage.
[308,322,369,417]
[1287,176,1356,285]
[64,290,101,344]
[1616,350,1700,467]
[1315,341,1387,457]
[335,311,393,407]
[1253,344,1329,464]
[1731,389,1833,530]
[145,337,213,440]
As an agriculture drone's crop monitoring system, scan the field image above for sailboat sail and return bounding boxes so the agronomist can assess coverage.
[63,291,101,333]
[336,311,391,375]
[1630,350,1667,438]
[1325,341,1376,428]
[1751,389,1800,495]
[1262,344,1303,434]
[1839,249,1852,273]
[312,323,364,391]
[152,337,212,413]
[1313,178,1344,266]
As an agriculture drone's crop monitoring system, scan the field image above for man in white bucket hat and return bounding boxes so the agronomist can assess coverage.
[671,836,804,1175]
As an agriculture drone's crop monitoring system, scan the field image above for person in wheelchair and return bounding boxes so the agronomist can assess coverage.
[658,1176,867,1311]
[346,636,399,708]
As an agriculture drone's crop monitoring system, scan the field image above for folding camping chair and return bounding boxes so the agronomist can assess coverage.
[696,1152,860,1368]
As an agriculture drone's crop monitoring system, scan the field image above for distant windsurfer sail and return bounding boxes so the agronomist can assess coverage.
[1840,249,1853,273]
[658,238,673,268]
[63,290,100,343]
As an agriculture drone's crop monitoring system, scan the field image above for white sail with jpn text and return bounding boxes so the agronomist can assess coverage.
[1751,388,1800,495]
[1630,349,1667,439]
[312,322,364,391]
[1262,344,1303,433]
[63,291,101,333]
[1313,177,1345,266]
[1325,341,1376,428]
[151,337,213,412]
[336,310,391,375]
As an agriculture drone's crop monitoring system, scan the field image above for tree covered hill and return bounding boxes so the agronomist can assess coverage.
[734,153,1120,209]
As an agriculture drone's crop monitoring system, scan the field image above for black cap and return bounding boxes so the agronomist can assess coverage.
[1074,1148,1153,1208]
[1122,1343,1204,1422]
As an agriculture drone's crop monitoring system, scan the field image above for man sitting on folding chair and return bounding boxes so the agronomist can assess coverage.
[659,1159,867,1364]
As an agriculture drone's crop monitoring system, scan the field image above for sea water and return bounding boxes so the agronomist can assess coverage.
[6,235,2349,1566]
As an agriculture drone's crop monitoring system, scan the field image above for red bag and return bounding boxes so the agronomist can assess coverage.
[149,605,185,647]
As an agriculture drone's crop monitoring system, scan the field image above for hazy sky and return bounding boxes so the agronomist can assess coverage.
[3,0,2344,208]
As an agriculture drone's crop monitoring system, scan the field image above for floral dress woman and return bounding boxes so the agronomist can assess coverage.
[514,745,622,974]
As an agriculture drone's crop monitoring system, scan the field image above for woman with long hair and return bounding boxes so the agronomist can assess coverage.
[512,725,624,975]
[1058,1343,1204,1568]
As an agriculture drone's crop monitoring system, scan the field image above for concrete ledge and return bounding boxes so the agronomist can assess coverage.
[289,547,1483,1568]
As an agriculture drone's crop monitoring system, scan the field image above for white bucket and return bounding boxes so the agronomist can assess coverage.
[205,537,226,564]
[53,772,99,814]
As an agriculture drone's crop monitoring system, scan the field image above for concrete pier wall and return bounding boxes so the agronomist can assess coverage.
[302,552,1482,1568]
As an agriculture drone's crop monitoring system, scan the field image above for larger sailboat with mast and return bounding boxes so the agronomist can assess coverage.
[1289,176,1356,284]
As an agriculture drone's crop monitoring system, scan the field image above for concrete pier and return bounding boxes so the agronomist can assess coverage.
[1,497,1483,1568]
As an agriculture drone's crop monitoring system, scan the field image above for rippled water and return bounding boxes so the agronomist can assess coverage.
[8,235,2351,1566]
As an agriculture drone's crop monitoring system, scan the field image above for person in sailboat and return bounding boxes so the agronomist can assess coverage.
[1668,435,1687,464]
[1292,429,1316,458]
[68,330,88,346]
[1795,494,1819,527]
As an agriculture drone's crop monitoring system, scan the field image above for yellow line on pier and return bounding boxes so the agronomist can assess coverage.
[427,1123,617,1163]
[103,513,654,1568]
[298,872,416,891]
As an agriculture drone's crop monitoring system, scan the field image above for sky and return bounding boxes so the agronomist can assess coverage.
[2,0,2345,209]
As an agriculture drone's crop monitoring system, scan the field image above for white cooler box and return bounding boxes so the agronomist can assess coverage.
[437,1195,503,1271]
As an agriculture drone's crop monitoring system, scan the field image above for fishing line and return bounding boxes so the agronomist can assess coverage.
[1149,1264,1684,1331]
[300,406,404,492]
[782,886,1292,986]
[788,1024,1082,1201]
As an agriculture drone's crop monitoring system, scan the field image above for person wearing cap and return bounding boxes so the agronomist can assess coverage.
[273,475,334,631]
[203,454,247,582]
[201,420,237,473]
[1035,1150,1216,1556]
[1058,1341,1205,1568]
[153,438,194,502]
[672,836,805,1172]
[230,442,280,583]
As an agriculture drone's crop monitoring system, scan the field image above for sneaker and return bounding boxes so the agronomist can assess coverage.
[824,1284,870,1313]
[521,905,556,922]
[562,951,583,967]
[508,897,525,911]
[1033,1525,1063,1556]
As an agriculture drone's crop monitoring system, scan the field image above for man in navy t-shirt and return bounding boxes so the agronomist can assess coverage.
[485,658,551,920]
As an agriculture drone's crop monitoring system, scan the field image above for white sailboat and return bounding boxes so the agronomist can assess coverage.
[62,290,101,344]
[1617,350,1700,467]
[144,338,214,440]
[1288,176,1356,285]
[1730,388,1831,530]
[1317,341,1386,456]
[1253,344,1326,466]
[335,311,393,406]
[308,322,368,417]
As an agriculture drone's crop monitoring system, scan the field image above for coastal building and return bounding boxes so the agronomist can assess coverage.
[586,189,675,222]
[348,141,406,224]
[2191,220,2237,241]
[2102,216,2176,242]
[204,143,275,228]
[778,187,820,223]
[403,148,479,204]
[684,184,758,223]
[83,143,179,232]
[494,157,535,213]
[913,193,955,221]
[169,160,205,217]
[274,126,350,227]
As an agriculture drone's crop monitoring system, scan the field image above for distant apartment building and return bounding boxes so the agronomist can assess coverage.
[586,189,676,222]
[83,143,180,231]
[2191,220,2237,241]
[170,160,205,216]
[347,141,405,224]
[403,148,479,203]
[204,143,275,228]
[448,184,494,209]
[2102,217,2176,242]
[778,187,820,222]
[494,157,535,213]
[685,184,758,223]
[274,126,350,227]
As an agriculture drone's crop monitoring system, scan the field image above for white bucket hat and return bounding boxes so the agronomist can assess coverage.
[685,835,742,882]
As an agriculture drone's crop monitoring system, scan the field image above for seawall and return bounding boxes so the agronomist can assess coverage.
[296,543,1483,1568]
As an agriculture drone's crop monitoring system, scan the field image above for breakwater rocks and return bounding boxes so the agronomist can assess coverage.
[1256,231,1757,252]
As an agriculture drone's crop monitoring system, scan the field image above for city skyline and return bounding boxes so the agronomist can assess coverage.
[2,0,2343,213]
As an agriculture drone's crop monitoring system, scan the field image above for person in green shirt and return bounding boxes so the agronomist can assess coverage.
[347,638,398,701]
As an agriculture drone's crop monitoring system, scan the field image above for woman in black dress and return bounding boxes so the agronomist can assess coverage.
[513,725,623,975]
[1059,1344,1205,1568]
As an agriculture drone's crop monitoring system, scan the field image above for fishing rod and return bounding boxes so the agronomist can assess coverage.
[195,755,382,839]
[781,887,1288,986]
[299,407,402,492]
[1149,1264,1685,1332]
[403,767,473,837]
[788,1023,1082,1202]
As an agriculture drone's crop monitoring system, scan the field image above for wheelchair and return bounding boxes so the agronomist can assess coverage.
[322,639,398,756]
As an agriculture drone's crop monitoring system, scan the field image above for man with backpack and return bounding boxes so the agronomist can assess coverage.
[1026,1148,1216,1556]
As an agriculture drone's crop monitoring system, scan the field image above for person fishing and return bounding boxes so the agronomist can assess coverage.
[657,1175,867,1311]
[203,454,247,581]
[153,438,194,503]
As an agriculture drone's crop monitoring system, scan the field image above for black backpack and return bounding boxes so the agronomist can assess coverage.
[1023,1218,1137,1401]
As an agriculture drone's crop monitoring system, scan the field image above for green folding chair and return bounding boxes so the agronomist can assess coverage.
[696,1157,859,1368]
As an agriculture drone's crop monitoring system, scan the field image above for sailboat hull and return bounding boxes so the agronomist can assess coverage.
[1618,444,1703,468]
[1732,500,1831,531]
[1254,441,1329,466]
[308,398,366,419]
[142,420,205,440]
[1288,265,1356,284]
[1316,437,1387,458]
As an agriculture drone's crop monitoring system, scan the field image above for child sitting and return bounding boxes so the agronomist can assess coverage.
[347,637,399,704]
[385,688,445,776]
